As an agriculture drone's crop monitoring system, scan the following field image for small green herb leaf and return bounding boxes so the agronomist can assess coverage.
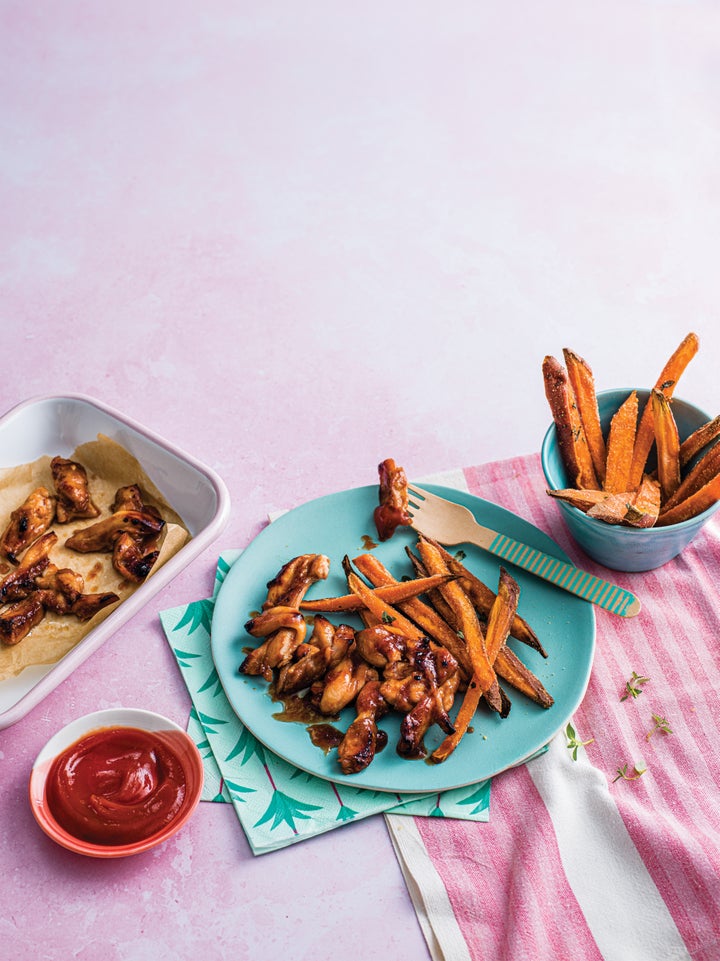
[613,760,648,783]
[620,671,650,701]
[565,722,594,761]
[646,714,673,739]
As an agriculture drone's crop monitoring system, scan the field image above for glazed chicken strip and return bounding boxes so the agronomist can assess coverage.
[262,553,331,610]
[112,484,146,512]
[34,565,87,615]
[0,595,45,646]
[239,554,330,679]
[0,487,56,563]
[112,531,161,583]
[35,568,119,619]
[373,458,411,541]
[397,674,460,760]
[65,591,120,622]
[108,488,165,582]
[275,618,354,696]
[314,645,378,716]
[337,680,388,774]
[371,632,459,758]
[65,509,165,553]
[50,456,101,523]
[0,531,58,602]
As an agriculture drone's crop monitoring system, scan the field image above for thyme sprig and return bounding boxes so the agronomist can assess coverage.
[613,760,648,783]
[646,714,673,740]
[565,722,594,760]
[620,671,650,701]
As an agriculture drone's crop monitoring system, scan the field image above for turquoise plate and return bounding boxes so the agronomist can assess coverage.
[210,484,596,793]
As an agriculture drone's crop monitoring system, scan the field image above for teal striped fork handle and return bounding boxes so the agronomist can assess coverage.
[406,484,641,618]
[488,529,640,617]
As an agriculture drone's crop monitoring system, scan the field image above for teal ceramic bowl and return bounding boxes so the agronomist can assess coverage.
[541,388,720,572]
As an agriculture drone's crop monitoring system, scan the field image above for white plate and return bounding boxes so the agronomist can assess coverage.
[0,393,231,728]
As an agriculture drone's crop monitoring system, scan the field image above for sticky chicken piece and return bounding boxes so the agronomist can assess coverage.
[263,554,331,609]
[112,485,145,512]
[316,646,379,716]
[65,509,165,553]
[396,640,457,758]
[32,563,117,620]
[379,667,429,712]
[50,457,101,523]
[34,566,86,614]
[354,623,409,668]
[241,606,308,680]
[0,487,56,563]
[112,532,160,584]
[397,674,459,760]
[0,531,58,602]
[275,619,354,695]
[338,680,388,774]
[240,554,330,679]
[107,488,165,582]
[379,643,458,712]
[0,595,45,645]
[368,634,458,759]
[373,458,411,541]
[66,591,120,622]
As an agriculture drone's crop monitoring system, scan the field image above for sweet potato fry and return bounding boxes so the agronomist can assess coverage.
[431,568,519,762]
[543,355,599,490]
[660,441,720,514]
[628,332,700,489]
[429,676,484,764]
[587,494,640,525]
[494,646,554,708]
[679,415,720,468]
[299,573,456,612]
[417,537,502,714]
[548,487,627,513]
[652,388,681,502]
[483,568,519,664]
[656,472,720,526]
[404,547,460,629]
[563,348,606,484]
[626,475,661,528]
[351,553,472,679]
[604,390,638,494]
[344,563,424,640]
[548,483,659,527]
[428,540,546,657]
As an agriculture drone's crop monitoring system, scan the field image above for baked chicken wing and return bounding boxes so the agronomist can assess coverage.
[337,680,388,774]
[50,457,101,523]
[240,554,330,679]
[373,458,411,541]
[0,487,56,563]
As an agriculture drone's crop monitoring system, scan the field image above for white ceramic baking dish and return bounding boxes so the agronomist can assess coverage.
[0,394,231,729]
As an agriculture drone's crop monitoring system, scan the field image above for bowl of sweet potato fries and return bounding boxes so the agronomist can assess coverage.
[541,333,720,571]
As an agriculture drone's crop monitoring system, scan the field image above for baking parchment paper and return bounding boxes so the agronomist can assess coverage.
[0,434,189,680]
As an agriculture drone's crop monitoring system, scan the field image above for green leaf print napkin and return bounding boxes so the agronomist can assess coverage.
[159,550,491,856]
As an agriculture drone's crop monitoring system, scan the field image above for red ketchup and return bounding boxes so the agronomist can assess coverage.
[44,727,189,846]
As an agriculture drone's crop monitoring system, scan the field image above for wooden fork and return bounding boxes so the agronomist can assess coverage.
[406,484,641,618]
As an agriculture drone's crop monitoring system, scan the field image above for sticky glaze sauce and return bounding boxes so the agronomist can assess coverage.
[44,727,188,845]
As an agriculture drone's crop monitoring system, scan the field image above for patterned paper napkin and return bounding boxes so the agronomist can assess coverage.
[159,548,491,856]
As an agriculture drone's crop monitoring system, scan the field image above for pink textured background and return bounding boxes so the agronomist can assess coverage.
[2,2,720,959]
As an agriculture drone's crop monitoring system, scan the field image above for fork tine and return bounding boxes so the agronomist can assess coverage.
[407,483,433,504]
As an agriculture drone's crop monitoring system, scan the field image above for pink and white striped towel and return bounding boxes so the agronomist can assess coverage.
[389,456,720,961]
